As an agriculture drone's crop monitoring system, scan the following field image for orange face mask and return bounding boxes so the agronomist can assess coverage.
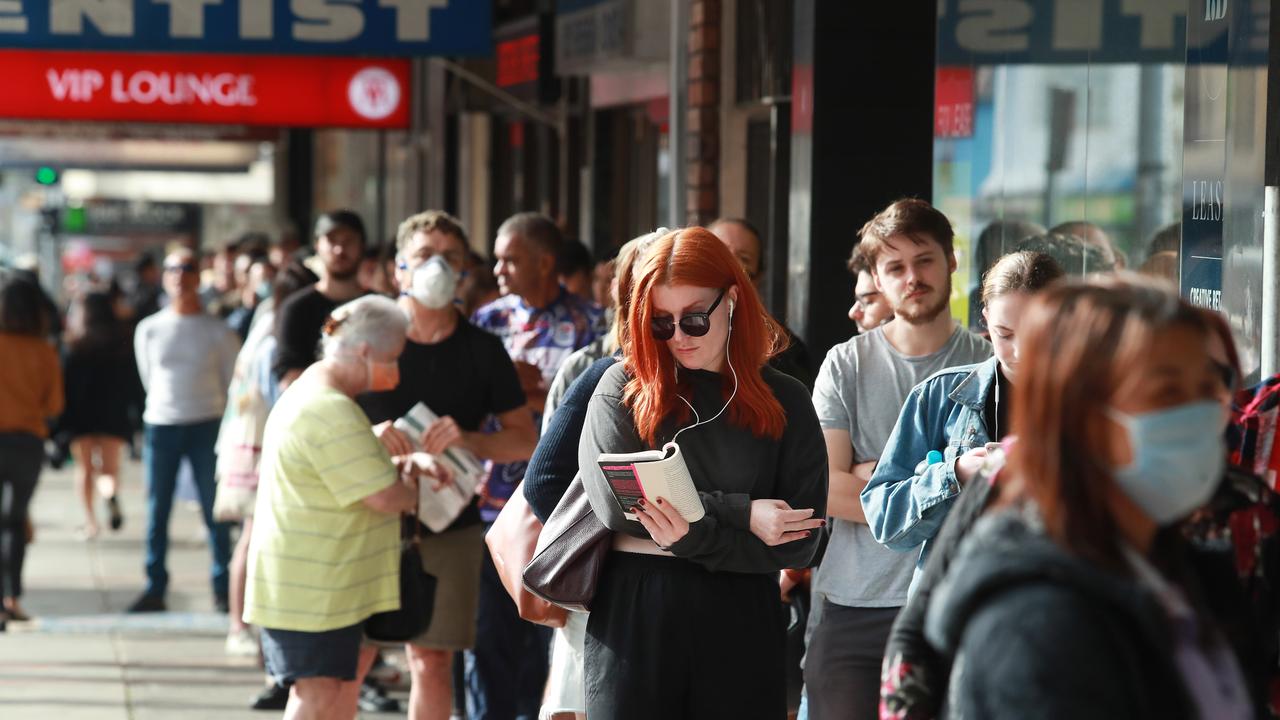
[366,357,400,392]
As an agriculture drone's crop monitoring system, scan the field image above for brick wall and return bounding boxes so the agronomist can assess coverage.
[687,0,721,226]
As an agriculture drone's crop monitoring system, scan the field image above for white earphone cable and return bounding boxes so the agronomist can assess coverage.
[672,305,737,445]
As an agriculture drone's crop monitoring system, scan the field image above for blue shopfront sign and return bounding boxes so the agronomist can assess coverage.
[0,0,491,56]
[937,0,1264,66]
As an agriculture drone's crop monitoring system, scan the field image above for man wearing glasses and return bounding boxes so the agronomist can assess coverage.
[129,246,240,614]
[358,210,538,720]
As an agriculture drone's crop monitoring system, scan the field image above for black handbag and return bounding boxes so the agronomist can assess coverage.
[522,475,612,612]
[365,514,438,642]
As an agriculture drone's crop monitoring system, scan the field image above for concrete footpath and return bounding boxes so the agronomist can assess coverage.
[0,453,408,719]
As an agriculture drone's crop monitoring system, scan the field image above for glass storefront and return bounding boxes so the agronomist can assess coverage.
[934,0,1269,379]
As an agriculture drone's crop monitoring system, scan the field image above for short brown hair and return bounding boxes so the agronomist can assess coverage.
[396,210,468,252]
[846,242,872,276]
[857,199,955,271]
[980,250,1064,304]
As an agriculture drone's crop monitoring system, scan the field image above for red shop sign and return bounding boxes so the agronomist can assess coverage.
[0,50,410,129]
[935,67,974,139]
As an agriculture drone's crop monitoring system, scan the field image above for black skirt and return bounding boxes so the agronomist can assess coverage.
[584,551,787,720]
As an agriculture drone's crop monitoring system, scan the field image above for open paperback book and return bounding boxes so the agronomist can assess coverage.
[597,442,706,522]
[394,402,486,532]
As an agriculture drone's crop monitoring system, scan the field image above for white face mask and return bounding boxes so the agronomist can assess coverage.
[1107,400,1226,524]
[407,255,459,309]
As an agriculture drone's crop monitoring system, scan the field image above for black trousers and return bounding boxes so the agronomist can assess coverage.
[804,601,900,720]
[0,433,44,599]
[584,552,787,720]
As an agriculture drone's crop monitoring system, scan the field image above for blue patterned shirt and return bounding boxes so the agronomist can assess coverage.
[472,288,605,520]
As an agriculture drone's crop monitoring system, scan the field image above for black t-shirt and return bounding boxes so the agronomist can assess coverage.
[982,363,1011,441]
[273,285,341,381]
[358,316,527,531]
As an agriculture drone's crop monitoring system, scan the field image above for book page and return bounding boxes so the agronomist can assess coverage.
[658,451,705,522]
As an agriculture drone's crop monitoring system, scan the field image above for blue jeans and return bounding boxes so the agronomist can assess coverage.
[465,527,551,720]
[143,420,231,599]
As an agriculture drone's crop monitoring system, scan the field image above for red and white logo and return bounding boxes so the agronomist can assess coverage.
[348,67,402,121]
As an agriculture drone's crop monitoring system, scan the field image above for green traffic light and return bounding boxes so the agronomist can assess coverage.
[35,167,58,185]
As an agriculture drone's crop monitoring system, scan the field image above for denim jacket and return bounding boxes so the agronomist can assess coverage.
[861,356,999,595]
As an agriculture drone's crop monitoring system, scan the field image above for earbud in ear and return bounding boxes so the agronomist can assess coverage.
[729,300,736,318]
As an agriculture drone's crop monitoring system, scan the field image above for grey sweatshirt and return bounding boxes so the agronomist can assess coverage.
[578,362,829,574]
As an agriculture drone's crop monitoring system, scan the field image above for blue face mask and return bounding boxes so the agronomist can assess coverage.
[1107,400,1226,525]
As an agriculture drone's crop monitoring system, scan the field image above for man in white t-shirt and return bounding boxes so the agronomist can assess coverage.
[129,247,240,613]
[805,200,991,720]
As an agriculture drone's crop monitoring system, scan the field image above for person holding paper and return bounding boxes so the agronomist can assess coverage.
[577,227,829,720]
[245,295,445,720]
[357,210,536,720]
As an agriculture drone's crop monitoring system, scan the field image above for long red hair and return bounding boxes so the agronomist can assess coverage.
[623,227,787,446]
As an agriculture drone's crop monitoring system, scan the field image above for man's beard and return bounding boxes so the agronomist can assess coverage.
[326,262,359,281]
[894,278,951,325]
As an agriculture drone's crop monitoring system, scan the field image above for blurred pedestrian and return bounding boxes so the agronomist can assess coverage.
[61,291,144,539]
[557,238,595,302]
[459,251,500,316]
[590,248,616,310]
[926,276,1252,719]
[226,248,275,342]
[203,238,243,318]
[359,240,400,298]
[245,295,434,720]
[0,274,63,623]
[128,253,164,321]
[846,244,893,334]
[128,248,239,613]
[709,217,814,389]
[274,210,367,389]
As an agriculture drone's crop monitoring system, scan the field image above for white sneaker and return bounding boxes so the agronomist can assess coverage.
[225,627,258,657]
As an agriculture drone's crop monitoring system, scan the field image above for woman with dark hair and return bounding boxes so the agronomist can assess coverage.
[577,227,828,719]
[924,275,1253,718]
[0,274,63,623]
[61,291,144,538]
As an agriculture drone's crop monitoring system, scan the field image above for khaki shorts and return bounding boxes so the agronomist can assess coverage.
[409,523,485,650]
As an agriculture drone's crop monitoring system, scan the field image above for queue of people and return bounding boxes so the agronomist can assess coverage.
[0,193,1273,720]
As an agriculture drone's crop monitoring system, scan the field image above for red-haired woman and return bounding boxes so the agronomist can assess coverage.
[926,276,1253,718]
[577,227,828,719]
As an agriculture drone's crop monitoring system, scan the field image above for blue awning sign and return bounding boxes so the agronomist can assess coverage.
[0,0,491,56]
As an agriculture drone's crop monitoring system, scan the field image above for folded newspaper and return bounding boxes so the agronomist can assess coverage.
[394,403,486,532]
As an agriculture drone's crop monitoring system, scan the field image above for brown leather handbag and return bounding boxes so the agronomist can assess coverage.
[522,475,611,612]
[485,483,568,628]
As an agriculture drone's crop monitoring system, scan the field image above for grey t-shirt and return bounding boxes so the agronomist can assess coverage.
[812,323,990,607]
[135,309,240,426]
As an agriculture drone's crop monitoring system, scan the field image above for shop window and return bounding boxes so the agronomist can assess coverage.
[736,0,793,104]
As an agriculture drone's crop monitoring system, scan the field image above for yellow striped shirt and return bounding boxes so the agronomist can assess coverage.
[244,381,400,632]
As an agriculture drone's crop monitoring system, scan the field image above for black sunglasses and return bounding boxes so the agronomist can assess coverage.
[164,262,197,274]
[651,289,727,341]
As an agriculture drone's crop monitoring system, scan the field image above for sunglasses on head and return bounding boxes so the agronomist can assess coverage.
[650,288,727,341]
[164,262,197,274]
